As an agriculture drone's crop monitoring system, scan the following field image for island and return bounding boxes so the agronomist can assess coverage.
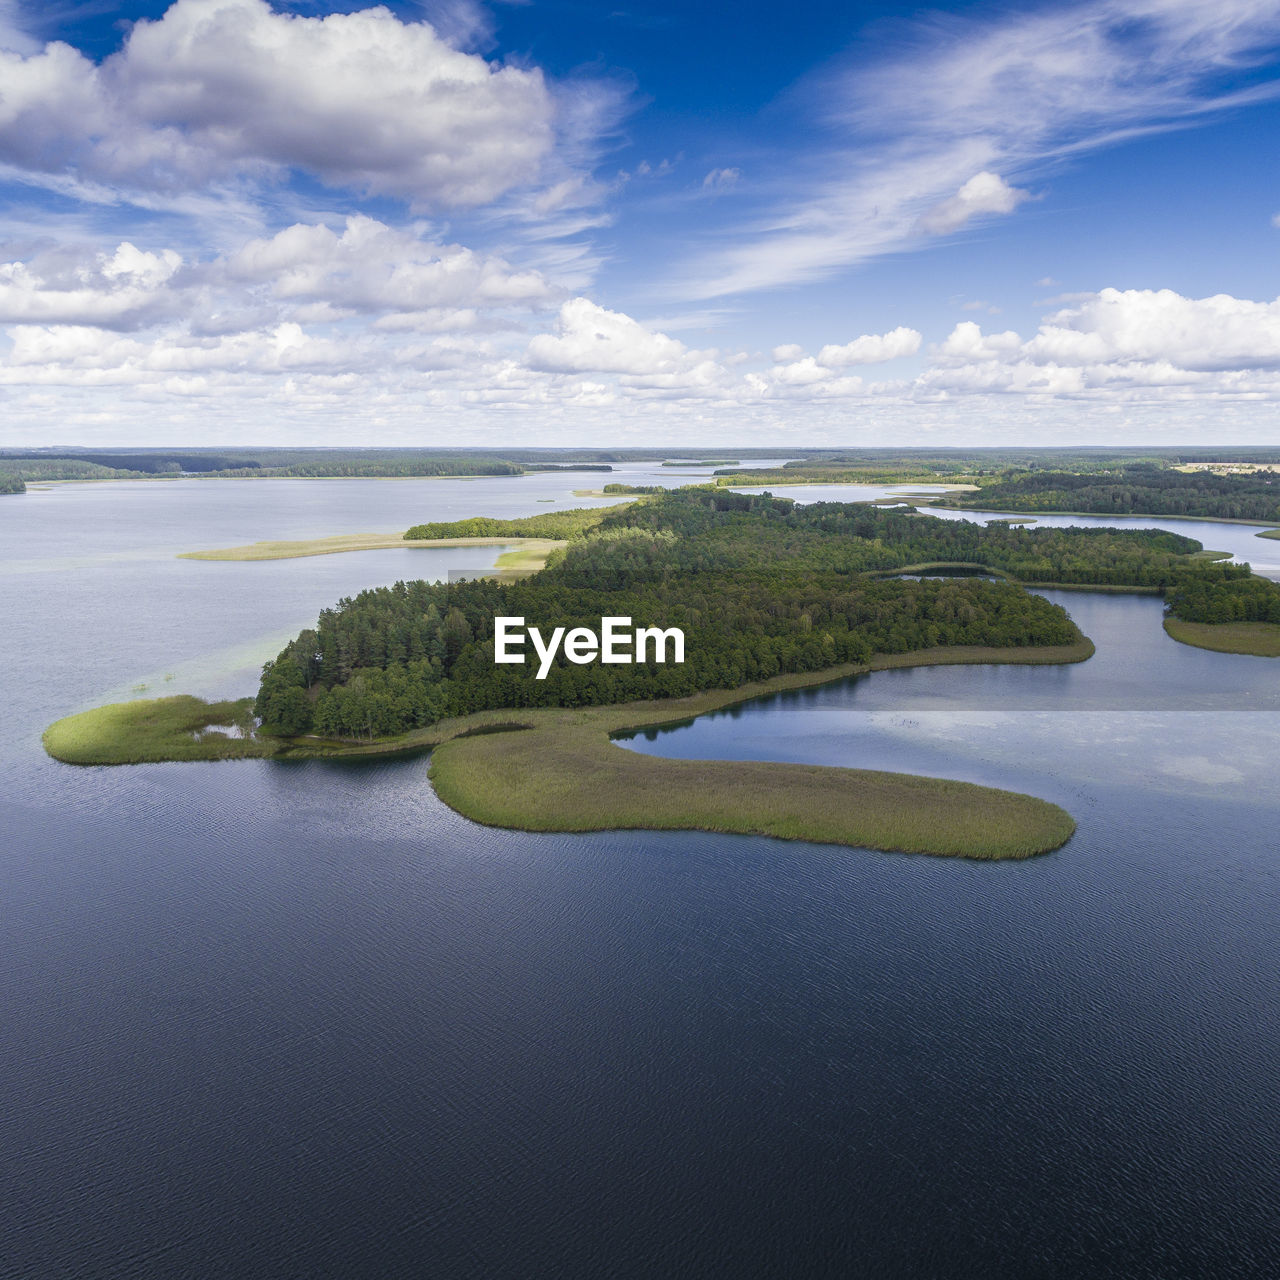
[47,488,1280,857]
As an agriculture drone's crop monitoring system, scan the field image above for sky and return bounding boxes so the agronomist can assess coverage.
[5,0,1280,448]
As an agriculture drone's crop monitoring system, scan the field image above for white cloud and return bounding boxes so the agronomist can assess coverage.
[916,172,1030,236]
[0,0,562,209]
[817,326,921,366]
[225,216,553,312]
[924,287,1280,399]
[526,297,709,377]
[702,167,741,191]
[0,243,185,327]
[1026,288,1280,370]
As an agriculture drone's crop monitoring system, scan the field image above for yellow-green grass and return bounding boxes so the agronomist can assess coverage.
[1259,528,1280,540]
[424,640,1093,860]
[490,541,565,575]
[429,723,1074,860]
[178,533,565,564]
[43,696,281,764]
[46,640,1090,857]
[1163,618,1280,657]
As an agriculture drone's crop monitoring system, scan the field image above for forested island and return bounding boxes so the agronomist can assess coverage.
[45,487,1280,855]
[936,465,1280,524]
[254,491,1271,740]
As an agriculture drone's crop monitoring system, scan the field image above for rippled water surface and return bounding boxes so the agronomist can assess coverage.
[2,469,1279,1278]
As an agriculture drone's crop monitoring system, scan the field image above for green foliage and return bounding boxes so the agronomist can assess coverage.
[263,490,1157,740]
[261,488,1267,741]
[213,457,524,478]
[949,467,1280,523]
[404,505,615,541]
[44,696,277,764]
[1163,619,1280,657]
[0,473,24,494]
[1165,574,1280,624]
[0,458,156,482]
[429,704,1077,859]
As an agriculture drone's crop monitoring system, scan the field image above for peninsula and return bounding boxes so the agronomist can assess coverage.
[46,488,1280,856]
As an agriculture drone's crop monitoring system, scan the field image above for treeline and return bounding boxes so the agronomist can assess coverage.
[405,505,616,541]
[948,467,1280,523]
[712,467,953,486]
[254,489,1254,740]
[615,493,1223,587]
[210,458,524,479]
[0,458,169,482]
[525,463,613,472]
[256,574,1081,741]
[1166,575,1280,624]
[0,473,24,494]
[0,451,255,476]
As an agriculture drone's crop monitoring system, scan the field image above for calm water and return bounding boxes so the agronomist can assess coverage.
[2,473,1279,1278]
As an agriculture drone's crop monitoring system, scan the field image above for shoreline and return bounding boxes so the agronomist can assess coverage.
[178,534,566,563]
[1162,618,1280,657]
[42,637,1094,859]
[928,503,1280,530]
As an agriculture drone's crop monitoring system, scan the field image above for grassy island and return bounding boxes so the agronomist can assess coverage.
[42,696,276,764]
[45,642,1090,857]
[1162,619,1280,657]
[180,532,566,568]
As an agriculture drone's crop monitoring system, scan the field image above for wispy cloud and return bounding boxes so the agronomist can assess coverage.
[673,0,1280,298]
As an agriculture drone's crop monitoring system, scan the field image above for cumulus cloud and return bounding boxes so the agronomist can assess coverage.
[1025,288,1280,370]
[225,216,552,312]
[924,288,1280,399]
[0,242,184,328]
[916,172,1029,236]
[0,0,561,208]
[526,297,706,376]
[817,326,921,366]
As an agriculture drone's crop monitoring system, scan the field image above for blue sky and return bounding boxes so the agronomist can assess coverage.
[5,0,1280,447]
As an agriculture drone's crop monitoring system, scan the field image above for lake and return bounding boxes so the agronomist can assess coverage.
[2,470,1278,1278]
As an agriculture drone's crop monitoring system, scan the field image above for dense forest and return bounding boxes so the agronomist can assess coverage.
[255,490,1266,740]
[1165,574,1280,624]
[0,452,258,480]
[944,466,1280,523]
[404,507,617,541]
[0,474,24,494]
[715,451,1280,491]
